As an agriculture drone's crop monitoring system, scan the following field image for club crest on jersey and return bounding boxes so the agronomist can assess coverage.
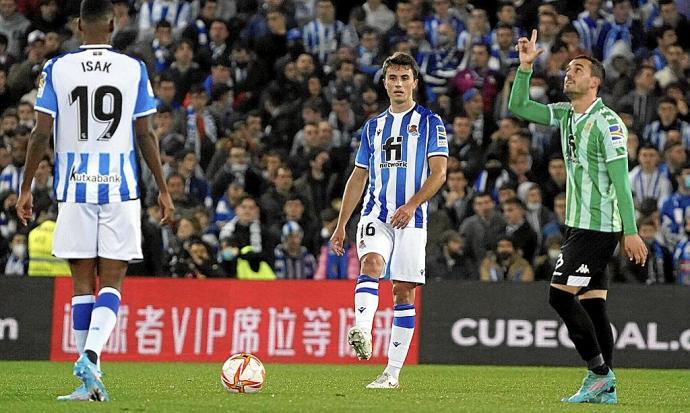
[407,124,419,137]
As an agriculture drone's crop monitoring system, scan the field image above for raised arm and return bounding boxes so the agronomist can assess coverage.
[507,29,552,125]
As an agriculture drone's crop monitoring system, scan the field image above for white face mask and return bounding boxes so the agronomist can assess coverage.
[12,244,26,258]
[529,86,546,100]
[548,249,561,260]
[526,202,541,211]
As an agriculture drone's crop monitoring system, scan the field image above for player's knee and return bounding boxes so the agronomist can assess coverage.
[360,254,385,276]
[548,286,575,311]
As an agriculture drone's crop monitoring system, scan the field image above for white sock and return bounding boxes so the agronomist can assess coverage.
[354,275,379,334]
[84,287,121,362]
[384,304,415,381]
[71,295,95,354]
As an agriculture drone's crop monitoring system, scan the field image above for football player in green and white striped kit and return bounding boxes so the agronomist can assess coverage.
[509,30,648,405]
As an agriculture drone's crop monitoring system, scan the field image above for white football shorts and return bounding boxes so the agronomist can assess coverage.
[53,200,143,261]
[355,215,427,284]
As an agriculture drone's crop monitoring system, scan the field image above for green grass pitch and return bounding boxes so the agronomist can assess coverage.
[1,362,688,412]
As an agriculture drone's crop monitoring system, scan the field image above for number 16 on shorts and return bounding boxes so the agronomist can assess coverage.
[356,218,394,263]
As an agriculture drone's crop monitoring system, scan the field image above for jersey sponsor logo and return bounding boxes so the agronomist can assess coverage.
[69,168,122,183]
[575,264,590,274]
[407,124,419,137]
[36,72,46,98]
[381,136,407,168]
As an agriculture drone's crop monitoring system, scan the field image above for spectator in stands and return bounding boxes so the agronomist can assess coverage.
[294,149,336,216]
[327,90,357,144]
[166,172,201,217]
[138,0,192,39]
[473,154,510,199]
[644,97,690,151]
[175,149,210,207]
[303,0,349,66]
[315,207,358,279]
[168,38,205,105]
[167,216,201,276]
[573,0,607,53]
[181,0,218,51]
[132,21,173,76]
[210,140,266,200]
[660,162,690,252]
[533,234,563,281]
[437,167,473,229]
[459,192,506,267]
[623,217,666,284]
[254,7,289,73]
[405,18,431,58]
[419,22,462,102]
[597,0,645,60]
[542,156,567,210]
[660,140,687,185]
[655,44,687,90]
[278,195,318,255]
[520,182,555,248]
[357,27,383,76]
[425,0,464,49]
[654,0,690,49]
[184,84,217,171]
[427,230,477,280]
[602,40,635,103]
[184,238,225,278]
[451,43,499,114]
[448,114,482,181]
[618,65,659,136]
[229,43,268,112]
[274,221,316,279]
[261,166,308,228]
[0,0,30,58]
[0,126,28,194]
[219,195,277,277]
[629,145,672,206]
[384,0,414,53]
[502,197,538,263]
[462,88,495,148]
[8,30,46,98]
[1,231,27,276]
[543,192,567,242]
[480,234,534,282]
[489,22,519,76]
[362,0,395,34]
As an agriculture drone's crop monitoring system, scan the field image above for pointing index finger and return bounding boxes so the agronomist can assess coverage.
[530,29,538,45]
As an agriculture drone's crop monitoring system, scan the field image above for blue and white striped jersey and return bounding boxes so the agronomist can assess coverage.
[35,44,157,204]
[355,104,448,229]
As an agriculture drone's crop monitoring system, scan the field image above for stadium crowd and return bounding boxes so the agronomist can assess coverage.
[1,0,689,283]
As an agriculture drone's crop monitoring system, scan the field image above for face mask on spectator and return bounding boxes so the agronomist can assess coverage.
[547,249,560,260]
[12,244,26,258]
[529,86,546,100]
[526,202,541,211]
[497,251,512,262]
[684,176,690,190]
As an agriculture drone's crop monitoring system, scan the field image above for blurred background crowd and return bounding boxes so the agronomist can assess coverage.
[1,0,689,284]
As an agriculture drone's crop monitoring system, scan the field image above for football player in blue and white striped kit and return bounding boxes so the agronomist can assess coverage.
[16,0,174,402]
[331,52,448,389]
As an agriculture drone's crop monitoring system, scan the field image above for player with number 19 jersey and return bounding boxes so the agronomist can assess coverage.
[355,104,449,229]
[35,44,156,204]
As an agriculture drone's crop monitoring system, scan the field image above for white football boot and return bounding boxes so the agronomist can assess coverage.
[347,326,372,360]
[366,372,400,389]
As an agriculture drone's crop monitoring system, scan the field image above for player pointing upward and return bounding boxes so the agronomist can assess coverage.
[509,30,647,404]
[16,0,174,401]
[331,52,447,389]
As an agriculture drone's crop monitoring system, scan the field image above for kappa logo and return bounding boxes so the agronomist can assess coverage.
[376,129,382,136]
[357,306,366,313]
[393,341,401,347]
[576,264,590,274]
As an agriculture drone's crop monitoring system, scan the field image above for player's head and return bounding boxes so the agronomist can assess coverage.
[563,55,605,99]
[382,52,419,106]
[79,0,114,35]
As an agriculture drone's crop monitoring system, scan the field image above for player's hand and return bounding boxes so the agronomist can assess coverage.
[158,192,175,226]
[391,202,416,229]
[623,234,648,266]
[16,191,33,226]
[515,29,544,67]
[330,225,346,256]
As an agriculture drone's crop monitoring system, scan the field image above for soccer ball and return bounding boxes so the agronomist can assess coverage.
[220,353,266,393]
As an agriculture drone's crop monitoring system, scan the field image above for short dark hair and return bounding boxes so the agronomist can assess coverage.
[572,55,605,86]
[658,96,677,107]
[80,0,113,23]
[382,52,420,79]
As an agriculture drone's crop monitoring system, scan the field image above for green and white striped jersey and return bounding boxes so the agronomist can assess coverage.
[548,98,627,233]
[508,68,634,234]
